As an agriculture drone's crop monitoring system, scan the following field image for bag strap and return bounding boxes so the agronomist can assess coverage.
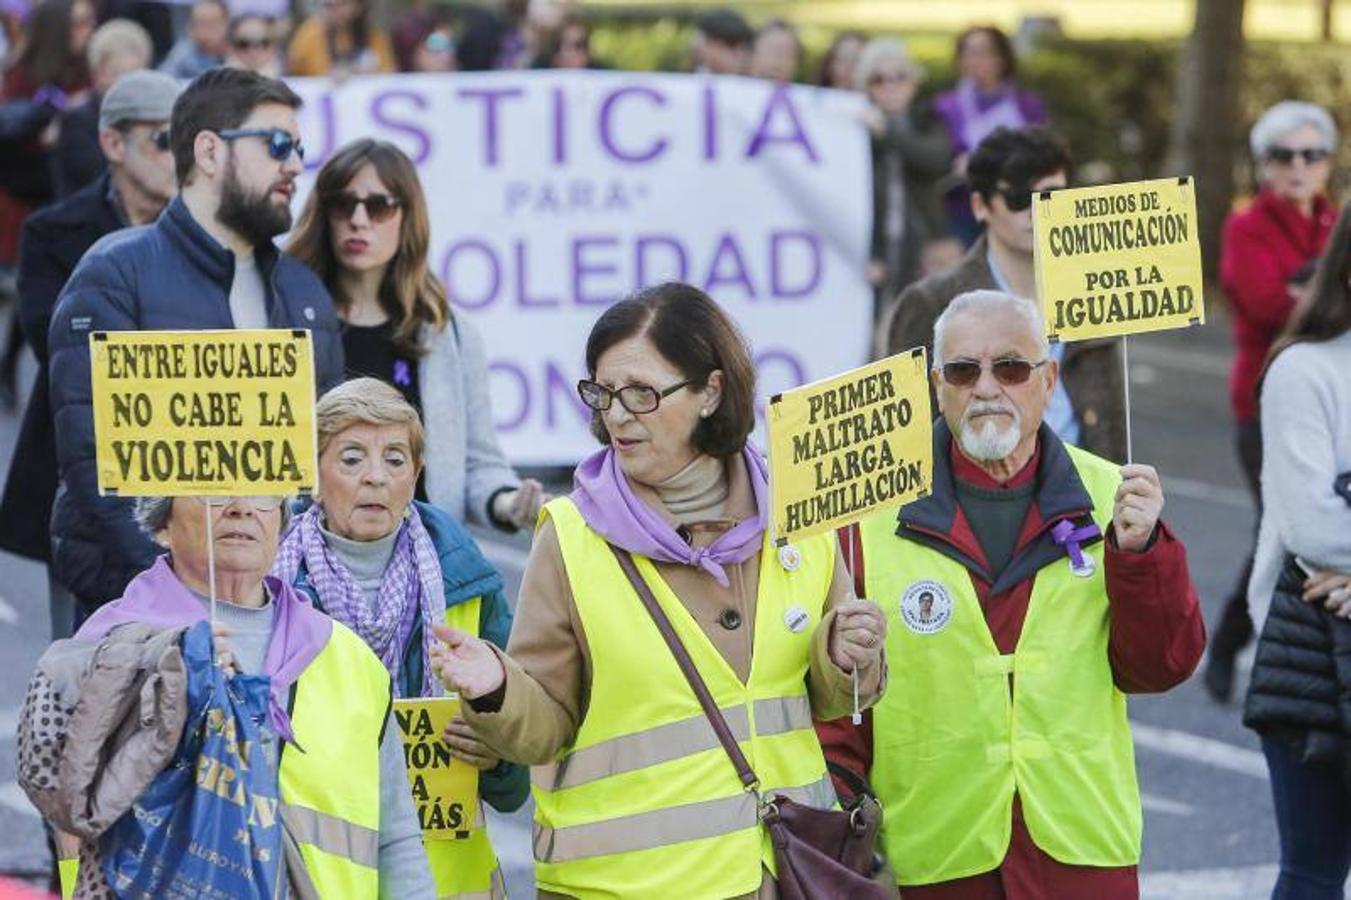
[607,544,760,792]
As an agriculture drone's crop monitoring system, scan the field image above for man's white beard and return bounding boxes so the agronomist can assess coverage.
[958,401,1022,461]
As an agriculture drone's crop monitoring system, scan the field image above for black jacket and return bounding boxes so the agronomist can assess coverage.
[1244,556,1351,769]
[0,174,124,562]
[47,195,345,606]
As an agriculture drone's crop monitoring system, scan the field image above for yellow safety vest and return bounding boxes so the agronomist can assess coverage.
[423,597,507,900]
[59,620,391,899]
[534,497,838,899]
[860,444,1141,886]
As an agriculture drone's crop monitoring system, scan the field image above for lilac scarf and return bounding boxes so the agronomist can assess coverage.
[271,504,445,698]
[76,556,331,744]
[570,444,769,587]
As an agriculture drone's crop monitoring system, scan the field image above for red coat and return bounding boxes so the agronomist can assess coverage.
[1219,189,1335,422]
[820,435,1206,900]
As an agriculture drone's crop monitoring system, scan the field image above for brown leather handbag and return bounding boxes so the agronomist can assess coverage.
[609,545,894,900]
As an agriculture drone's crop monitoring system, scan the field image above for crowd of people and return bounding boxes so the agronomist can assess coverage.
[0,2,1341,899]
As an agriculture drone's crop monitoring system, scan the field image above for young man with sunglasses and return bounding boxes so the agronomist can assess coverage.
[0,70,180,640]
[822,289,1204,899]
[884,126,1126,464]
[45,67,345,622]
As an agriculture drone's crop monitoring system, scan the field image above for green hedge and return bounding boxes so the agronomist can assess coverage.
[587,16,1350,196]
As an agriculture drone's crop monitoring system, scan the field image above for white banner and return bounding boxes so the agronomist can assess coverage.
[290,71,872,465]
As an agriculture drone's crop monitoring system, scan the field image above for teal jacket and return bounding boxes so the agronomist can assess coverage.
[291,499,528,813]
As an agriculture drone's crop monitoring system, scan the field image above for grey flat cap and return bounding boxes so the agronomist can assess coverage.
[99,69,183,130]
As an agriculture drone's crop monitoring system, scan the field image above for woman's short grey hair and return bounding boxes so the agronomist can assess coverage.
[134,496,293,535]
[1249,101,1337,160]
[853,37,923,93]
[932,290,1049,369]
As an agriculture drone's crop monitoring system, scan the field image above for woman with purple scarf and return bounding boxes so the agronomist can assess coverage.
[272,377,525,900]
[430,282,888,899]
[934,26,1048,246]
[57,493,436,897]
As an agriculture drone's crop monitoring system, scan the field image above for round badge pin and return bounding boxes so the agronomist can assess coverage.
[784,605,809,634]
[778,544,801,572]
[899,580,954,635]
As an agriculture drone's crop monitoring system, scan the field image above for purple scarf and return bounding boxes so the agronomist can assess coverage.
[76,556,331,744]
[570,444,769,587]
[271,505,445,698]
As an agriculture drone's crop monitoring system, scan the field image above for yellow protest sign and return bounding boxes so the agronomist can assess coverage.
[768,349,933,542]
[1033,177,1205,342]
[89,329,317,497]
[393,697,480,841]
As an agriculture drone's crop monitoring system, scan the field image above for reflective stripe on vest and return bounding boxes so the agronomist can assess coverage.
[862,444,1142,885]
[424,597,506,900]
[282,621,390,897]
[534,771,837,864]
[534,497,836,899]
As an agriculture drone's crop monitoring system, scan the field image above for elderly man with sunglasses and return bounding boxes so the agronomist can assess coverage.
[883,125,1126,465]
[821,290,1205,900]
[46,67,345,624]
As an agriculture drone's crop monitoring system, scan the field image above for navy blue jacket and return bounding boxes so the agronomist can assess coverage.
[47,195,345,607]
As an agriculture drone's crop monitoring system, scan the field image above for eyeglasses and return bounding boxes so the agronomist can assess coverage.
[424,32,454,54]
[577,379,694,414]
[150,128,171,152]
[940,357,1047,388]
[1266,146,1331,165]
[190,495,286,511]
[216,127,305,162]
[232,36,273,50]
[324,191,401,223]
[869,71,910,86]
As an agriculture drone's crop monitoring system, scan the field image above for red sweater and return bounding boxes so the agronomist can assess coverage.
[821,444,1206,900]
[1219,189,1335,422]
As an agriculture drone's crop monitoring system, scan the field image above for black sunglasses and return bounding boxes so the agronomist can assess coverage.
[941,357,1047,388]
[324,192,402,223]
[216,127,304,162]
[577,379,693,414]
[1266,146,1331,165]
[150,128,171,151]
[232,36,273,50]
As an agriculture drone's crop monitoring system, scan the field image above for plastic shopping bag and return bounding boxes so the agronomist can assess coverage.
[101,620,283,900]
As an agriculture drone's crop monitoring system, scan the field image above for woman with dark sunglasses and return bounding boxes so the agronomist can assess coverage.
[288,139,546,532]
[1205,101,1338,704]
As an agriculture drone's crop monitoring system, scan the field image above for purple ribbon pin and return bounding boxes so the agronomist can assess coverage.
[1051,519,1101,572]
[393,359,412,387]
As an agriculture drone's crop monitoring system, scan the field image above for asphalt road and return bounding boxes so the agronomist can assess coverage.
[0,305,1305,898]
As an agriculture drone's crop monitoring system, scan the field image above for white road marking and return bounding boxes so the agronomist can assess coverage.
[0,596,17,624]
[1140,792,1195,816]
[1140,862,1280,899]
[1130,343,1231,378]
[1131,721,1269,779]
[1162,475,1253,510]
[0,782,37,819]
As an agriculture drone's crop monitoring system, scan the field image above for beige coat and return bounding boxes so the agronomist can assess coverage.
[464,457,885,899]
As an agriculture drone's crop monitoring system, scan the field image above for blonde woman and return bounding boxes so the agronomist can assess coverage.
[288,139,545,531]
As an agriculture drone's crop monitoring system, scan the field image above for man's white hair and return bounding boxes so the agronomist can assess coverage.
[931,289,1049,369]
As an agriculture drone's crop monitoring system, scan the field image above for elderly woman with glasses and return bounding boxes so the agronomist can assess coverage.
[289,139,547,533]
[272,376,526,900]
[53,492,436,897]
[430,282,887,899]
[1206,101,1339,703]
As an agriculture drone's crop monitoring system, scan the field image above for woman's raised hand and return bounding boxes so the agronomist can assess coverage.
[430,624,507,699]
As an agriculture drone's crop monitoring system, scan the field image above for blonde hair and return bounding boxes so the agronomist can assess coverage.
[88,19,152,73]
[316,378,426,469]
